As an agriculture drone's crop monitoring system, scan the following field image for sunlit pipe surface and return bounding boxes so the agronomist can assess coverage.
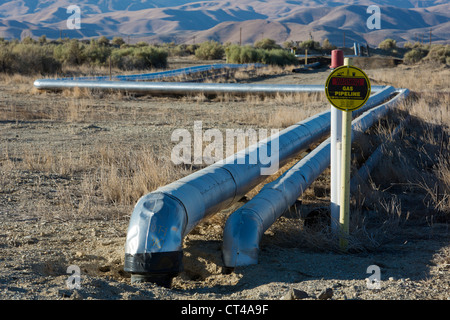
[123,86,395,281]
[34,78,387,95]
[49,63,265,81]
[350,115,411,193]
[222,88,409,267]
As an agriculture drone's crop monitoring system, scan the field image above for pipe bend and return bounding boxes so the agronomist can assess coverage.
[124,192,186,279]
[222,209,265,267]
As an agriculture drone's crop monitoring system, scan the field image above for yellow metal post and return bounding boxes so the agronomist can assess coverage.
[339,58,352,251]
[339,57,352,251]
[339,108,352,250]
[326,59,370,251]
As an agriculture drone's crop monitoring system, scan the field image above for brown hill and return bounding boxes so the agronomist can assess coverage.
[0,1,448,47]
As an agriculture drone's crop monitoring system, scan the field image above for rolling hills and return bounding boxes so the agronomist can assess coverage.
[0,0,448,47]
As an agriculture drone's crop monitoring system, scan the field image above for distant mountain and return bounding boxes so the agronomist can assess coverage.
[0,0,448,47]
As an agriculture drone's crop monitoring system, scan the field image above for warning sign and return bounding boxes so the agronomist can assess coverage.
[325,65,371,111]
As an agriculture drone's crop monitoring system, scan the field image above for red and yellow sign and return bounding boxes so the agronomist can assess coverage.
[325,65,371,111]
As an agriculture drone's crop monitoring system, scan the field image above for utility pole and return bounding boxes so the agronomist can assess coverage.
[343,31,345,48]
[429,28,432,47]
[239,27,242,46]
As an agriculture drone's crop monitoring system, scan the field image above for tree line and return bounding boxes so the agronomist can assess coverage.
[0,35,447,75]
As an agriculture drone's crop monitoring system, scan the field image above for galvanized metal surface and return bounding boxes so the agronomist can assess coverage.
[125,109,331,257]
[34,79,328,95]
[350,115,411,193]
[221,88,410,267]
[124,86,395,261]
[50,63,265,81]
[34,79,388,95]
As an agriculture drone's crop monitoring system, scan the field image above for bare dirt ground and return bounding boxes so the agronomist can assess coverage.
[0,60,449,302]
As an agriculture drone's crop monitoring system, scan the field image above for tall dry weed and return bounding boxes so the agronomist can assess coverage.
[94,146,183,206]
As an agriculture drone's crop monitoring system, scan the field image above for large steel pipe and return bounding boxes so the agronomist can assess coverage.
[350,115,411,193]
[123,86,394,286]
[49,63,265,82]
[34,79,388,96]
[34,80,324,95]
[124,109,330,286]
[222,88,409,267]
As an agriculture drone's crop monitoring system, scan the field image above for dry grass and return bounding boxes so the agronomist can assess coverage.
[359,64,450,221]
[1,141,184,220]
[1,61,448,249]
[263,63,450,252]
[368,64,450,92]
[1,64,325,221]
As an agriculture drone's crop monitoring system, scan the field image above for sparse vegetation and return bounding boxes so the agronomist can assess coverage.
[423,44,450,65]
[299,39,321,51]
[402,43,450,66]
[110,45,168,70]
[0,37,169,74]
[225,44,297,66]
[0,39,449,299]
[254,38,281,50]
[404,48,427,64]
[321,38,336,51]
[378,38,397,50]
[0,41,61,74]
[194,40,225,60]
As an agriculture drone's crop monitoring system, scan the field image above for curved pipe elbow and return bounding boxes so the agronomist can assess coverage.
[222,209,265,267]
[124,192,186,278]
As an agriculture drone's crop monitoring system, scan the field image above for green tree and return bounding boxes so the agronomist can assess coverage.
[38,35,47,44]
[195,41,224,60]
[0,43,16,73]
[423,44,450,64]
[111,46,168,70]
[98,36,110,46]
[21,36,35,44]
[85,39,112,66]
[10,43,61,74]
[111,37,125,47]
[404,49,427,64]
[282,40,295,49]
[225,44,297,66]
[322,38,336,50]
[378,38,397,50]
[300,39,320,50]
[254,38,281,50]
[54,39,86,65]
[135,41,149,47]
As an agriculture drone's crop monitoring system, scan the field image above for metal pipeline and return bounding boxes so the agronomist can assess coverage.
[350,114,411,193]
[48,63,265,82]
[35,79,325,95]
[222,88,409,267]
[292,62,321,72]
[123,86,394,286]
[33,78,388,96]
[124,108,330,286]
